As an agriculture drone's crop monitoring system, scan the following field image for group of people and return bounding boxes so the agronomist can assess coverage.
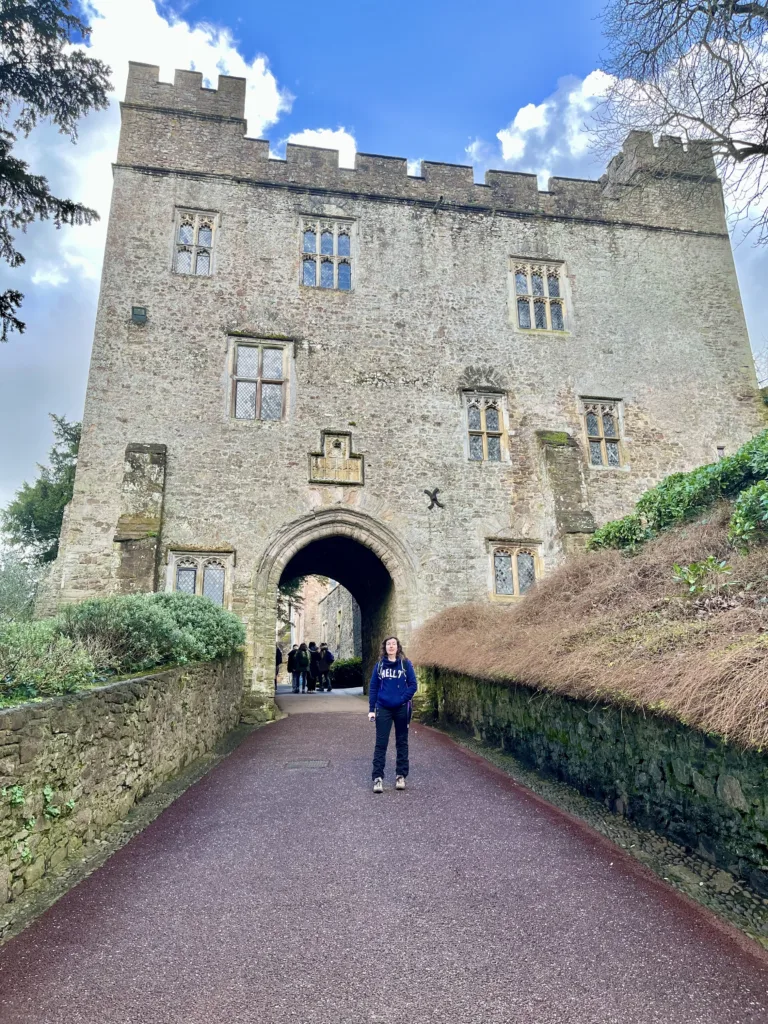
[284,641,336,693]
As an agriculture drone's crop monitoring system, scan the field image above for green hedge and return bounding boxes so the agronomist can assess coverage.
[589,430,768,551]
[1,593,244,706]
[329,657,363,688]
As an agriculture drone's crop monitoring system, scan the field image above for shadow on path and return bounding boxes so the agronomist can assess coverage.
[0,714,766,1023]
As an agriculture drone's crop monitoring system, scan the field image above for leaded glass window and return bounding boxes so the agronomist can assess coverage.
[583,400,622,468]
[175,211,215,276]
[202,562,226,606]
[494,552,514,595]
[175,561,197,595]
[300,218,353,290]
[492,546,539,597]
[170,553,232,608]
[517,552,536,594]
[465,394,505,462]
[512,260,566,330]
[232,343,287,421]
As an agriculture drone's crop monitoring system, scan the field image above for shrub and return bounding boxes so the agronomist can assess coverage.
[57,594,194,674]
[330,657,363,688]
[728,480,768,549]
[0,619,94,702]
[57,592,245,675]
[588,430,768,551]
[147,592,245,662]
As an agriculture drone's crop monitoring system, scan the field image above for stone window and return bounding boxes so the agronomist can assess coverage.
[512,260,565,331]
[301,218,352,291]
[231,343,287,421]
[582,399,622,468]
[166,551,233,608]
[492,546,539,598]
[464,393,506,462]
[174,210,215,276]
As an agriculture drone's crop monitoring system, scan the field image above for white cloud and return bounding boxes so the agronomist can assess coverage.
[19,1,293,288]
[407,159,422,177]
[489,71,613,183]
[285,127,357,169]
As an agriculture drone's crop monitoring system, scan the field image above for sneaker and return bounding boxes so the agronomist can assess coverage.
[395,776,406,790]
[373,777,384,794]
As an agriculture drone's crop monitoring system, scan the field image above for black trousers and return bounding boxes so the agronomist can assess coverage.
[372,703,410,780]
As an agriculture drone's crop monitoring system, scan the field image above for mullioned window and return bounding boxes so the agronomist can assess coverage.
[512,259,565,331]
[301,218,353,291]
[174,210,216,276]
[492,546,539,598]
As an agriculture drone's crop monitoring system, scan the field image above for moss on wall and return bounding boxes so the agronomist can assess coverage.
[423,667,768,898]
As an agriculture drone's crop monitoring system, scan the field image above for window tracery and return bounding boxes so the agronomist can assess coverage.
[174,210,216,276]
[464,392,506,462]
[582,399,623,468]
[167,552,233,608]
[512,259,565,331]
[300,218,353,291]
[492,546,540,598]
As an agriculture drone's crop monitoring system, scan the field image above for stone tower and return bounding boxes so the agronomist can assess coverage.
[43,63,765,715]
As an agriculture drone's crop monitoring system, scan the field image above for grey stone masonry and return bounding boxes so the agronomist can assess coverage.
[48,62,766,700]
[0,657,243,915]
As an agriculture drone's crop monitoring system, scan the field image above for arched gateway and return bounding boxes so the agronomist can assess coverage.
[251,508,420,692]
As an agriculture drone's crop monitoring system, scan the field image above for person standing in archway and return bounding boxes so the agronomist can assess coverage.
[368,637,418,793]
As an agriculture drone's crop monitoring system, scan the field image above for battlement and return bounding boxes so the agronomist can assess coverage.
[124,62,246,120]
[119,64,725,236]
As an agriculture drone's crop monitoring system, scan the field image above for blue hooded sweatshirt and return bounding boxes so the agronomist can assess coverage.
[368,657,418,711]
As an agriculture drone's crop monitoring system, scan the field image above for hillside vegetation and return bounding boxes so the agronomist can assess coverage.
[413,432,768,750]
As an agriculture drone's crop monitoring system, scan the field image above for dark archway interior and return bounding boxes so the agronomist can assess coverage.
[279,535,395,680]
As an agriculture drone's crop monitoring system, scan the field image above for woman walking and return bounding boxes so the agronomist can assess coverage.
[368,636,418,793]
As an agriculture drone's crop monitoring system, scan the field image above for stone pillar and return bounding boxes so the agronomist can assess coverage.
[536,431,595,554]
[113,443,167,594]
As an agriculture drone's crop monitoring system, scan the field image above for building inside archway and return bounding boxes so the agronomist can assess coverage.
[278,536,394,677]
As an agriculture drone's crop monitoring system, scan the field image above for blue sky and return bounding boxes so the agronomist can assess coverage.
[0,0,765,510]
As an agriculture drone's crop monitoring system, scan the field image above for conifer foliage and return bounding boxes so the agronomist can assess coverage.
[0,1,111,339]
[1,413,80,561]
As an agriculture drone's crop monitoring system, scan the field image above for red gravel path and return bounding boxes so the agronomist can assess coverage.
[1,713,767,1024]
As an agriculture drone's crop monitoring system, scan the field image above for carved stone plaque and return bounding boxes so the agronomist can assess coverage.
[308,431,364,485]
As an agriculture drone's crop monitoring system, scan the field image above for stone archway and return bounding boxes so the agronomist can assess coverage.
[249,508,420,694]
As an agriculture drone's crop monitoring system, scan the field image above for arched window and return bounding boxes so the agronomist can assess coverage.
[465,394,505,462]
[302,257,317,287]
[300,219,353,291]
[202,561,226,606]
[175,559,198,595]
[583,399,622,467]
[512,260,565,331]
[175,211,215,276]
[338,261,351,291]
[320,259,334,289]
[492,545,539,597]
[517,551,536,594]
[170,552,233,608]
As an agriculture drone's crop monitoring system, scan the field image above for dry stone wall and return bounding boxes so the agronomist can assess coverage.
[0,656,243,911]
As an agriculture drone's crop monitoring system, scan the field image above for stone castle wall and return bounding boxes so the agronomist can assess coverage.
[0,657,243,920]
[47,63,766,696]
[318,583,362,661]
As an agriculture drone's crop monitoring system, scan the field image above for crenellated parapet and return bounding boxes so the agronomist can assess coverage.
[124,62,246,120]
[118,62,727,236]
